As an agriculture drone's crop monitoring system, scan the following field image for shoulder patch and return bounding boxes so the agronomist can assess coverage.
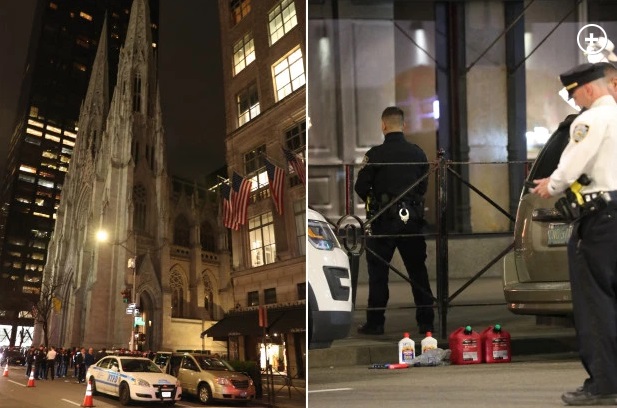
[573,124,589,143]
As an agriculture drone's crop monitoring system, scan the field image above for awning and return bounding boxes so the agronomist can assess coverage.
[269,307,306,334]
[201,307,305,340]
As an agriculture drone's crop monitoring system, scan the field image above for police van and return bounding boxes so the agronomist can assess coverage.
[307,208,353,349]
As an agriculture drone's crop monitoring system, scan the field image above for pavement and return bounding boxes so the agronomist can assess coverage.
[258,376,306,408]
[308,277,578,369]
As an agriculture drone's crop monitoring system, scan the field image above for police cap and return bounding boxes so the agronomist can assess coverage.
[559,63,607,98]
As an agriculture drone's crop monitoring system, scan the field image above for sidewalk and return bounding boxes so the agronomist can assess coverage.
[308,277,577,368]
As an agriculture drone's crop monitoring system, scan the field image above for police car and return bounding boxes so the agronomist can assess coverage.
[86,355,182,406]
[308,208,353,349]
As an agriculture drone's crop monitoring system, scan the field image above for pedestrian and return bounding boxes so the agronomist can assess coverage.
[25,347,34,378]
[33,345,45,380]
[73,347,84,383]
[61,348,70,377]
[45,346,57,380]
[530,62,617,405]
[85,347,95,375]
[354,106,434,335]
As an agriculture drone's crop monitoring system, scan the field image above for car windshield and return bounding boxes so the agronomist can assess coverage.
[121,358,163,373]
[194,356,234,371]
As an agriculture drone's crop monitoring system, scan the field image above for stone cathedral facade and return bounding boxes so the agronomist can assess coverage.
[37,0,229,354]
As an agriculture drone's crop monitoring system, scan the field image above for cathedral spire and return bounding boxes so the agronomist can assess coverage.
[124,0,153,61]
[75,12,109,166]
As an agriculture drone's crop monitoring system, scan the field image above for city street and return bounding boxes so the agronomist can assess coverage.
[308,354,588,408]
[0,365,269,408]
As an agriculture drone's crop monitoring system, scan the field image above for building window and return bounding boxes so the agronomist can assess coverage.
[249,212,276,267]
[230,0,251,25]
[273,47,305,101]
[268,0,297,45]
[133,73,142,112]
[244,145,268,193]
[133,184,147,231]
[264,288,277,305]
[286,121,306,152]
[237,83,260,126]
[247,290,259,306]
[170,270,184,318]
[297,282,306,300]
[233,33,255,76]
[173,215,190,247]
[200,222,216,252]
[294,200,306,255]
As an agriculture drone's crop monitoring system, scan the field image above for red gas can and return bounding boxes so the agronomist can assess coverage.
[448,326,482,365]
[481,324,511,363]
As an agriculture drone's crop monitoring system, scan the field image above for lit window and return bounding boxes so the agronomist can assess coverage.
[22,287,40,295]
[60,156,70,163]
[268,0,297,45]
[28,119,43,127]
[49,2,58,10]
[73,62,87,72]
[58,166,68,172]
[237,83,260,126]
[18,174,35,183]
[46,125,61,133]
[79,11,93,21]
[27,128,42,137]
[249,212,276,267]
[45,134,61,143]
[33,212,50,218]
[244,145,268,192]
[37,179,54,188]
[29,106,39,117]
[16,197,30,204]
[273,47,305,101]
[42,151,57,159]
[19,165,37,174]
[152,42,157,48]
[233,33,255,76]
[64,130,76,138]
[62,139,75,147]
[230,0,251,25]
[61,147,72,155]
[19,310,34,318]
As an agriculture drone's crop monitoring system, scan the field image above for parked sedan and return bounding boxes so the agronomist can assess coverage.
[503,113,577,315]
[86,356,182,406]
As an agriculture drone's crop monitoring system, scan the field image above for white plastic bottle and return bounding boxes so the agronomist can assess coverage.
[421,331,438,354]
[398,332,415,364]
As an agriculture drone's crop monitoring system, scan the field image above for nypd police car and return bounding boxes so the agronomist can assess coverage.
[86,355,182,406]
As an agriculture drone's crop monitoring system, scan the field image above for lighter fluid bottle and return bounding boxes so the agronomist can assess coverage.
[398,332,415,364]
[421,331,438,353]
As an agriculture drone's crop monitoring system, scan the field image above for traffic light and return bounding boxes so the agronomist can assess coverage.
[121,289,131,303]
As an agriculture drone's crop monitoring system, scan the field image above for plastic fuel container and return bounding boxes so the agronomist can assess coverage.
[481,324,511,363]
[449,326,482,365]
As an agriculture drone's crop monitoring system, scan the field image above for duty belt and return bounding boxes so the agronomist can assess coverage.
[582,191,617,203]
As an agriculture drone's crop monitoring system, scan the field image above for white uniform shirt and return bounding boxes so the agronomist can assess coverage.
[548,94,617,196]
[46,349,57,361]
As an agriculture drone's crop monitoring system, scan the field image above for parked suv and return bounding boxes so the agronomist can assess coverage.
[308,208,353,349]
[503,114,578,315]
[159,352,255,405]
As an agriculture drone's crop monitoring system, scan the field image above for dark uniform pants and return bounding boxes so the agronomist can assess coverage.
[568,204,617,395]
[365,215,434,328]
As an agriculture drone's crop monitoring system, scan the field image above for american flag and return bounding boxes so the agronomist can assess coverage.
[232,171,252,227]
[282,147,305,186]
[220,182,237,230]
[264,157,285,215]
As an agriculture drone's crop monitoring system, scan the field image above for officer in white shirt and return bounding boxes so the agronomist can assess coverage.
[532,62,617,406]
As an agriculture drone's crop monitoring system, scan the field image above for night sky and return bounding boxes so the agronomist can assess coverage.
[0,0,226,182]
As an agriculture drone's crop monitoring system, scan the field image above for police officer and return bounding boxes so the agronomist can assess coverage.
[354,106,434,335]
[531,62,617,405]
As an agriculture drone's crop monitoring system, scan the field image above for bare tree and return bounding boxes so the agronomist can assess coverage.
[31,276,68,347]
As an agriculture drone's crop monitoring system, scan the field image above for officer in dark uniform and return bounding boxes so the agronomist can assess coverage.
[531,63,617,405]
[354,106,434,335]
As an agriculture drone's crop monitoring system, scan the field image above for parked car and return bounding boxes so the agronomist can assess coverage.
[503,114,578,316]
[85,355,182,406]
[307,208,353,349]
[1,349,25,366]
[159,352,255,405]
